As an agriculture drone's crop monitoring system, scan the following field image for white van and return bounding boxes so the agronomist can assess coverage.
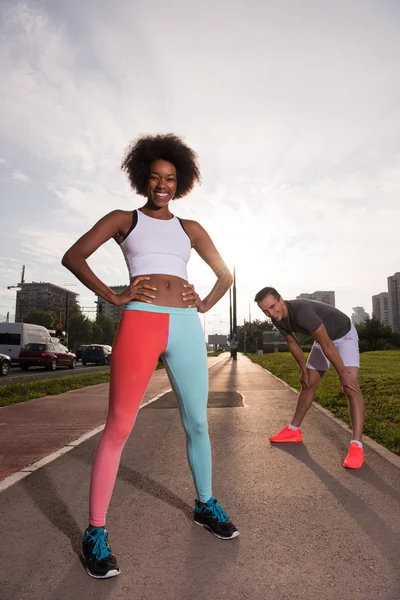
[0,323,52,362]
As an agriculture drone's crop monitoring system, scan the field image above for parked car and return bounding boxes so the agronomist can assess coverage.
[0,323,52,363]
[82,345,112,366]
[0,353,11,376]
[76,345,89,361]
[18,342,77,371]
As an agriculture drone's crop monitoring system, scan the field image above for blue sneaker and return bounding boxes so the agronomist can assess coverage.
[82,527,120,578]
[193,497,239,540]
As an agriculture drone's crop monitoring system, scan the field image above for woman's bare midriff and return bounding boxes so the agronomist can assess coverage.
[131,274,192,308]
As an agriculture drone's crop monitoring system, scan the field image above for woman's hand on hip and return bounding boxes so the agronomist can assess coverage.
[182,283,207,312]
[114,277,157,306]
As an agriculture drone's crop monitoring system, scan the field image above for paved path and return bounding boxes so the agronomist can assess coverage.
[0,358,222,481]
[1,354,399,600]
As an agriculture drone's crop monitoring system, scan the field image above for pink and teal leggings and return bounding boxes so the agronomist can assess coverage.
[89,302,211,526]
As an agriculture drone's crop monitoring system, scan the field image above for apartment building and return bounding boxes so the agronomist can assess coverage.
[15,282,78,323]
[372,292,389,327]
[388,272,400,333]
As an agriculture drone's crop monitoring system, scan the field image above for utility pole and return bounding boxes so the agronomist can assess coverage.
[233,265,237,337]
[229,287,233,340]
[248,302,252,353]
[65,292,69,346]
[231,265,238,360]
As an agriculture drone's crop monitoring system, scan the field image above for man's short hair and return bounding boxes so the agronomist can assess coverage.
[254,287,281,303]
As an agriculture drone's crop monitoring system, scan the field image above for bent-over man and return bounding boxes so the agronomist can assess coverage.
[255,286,365,469]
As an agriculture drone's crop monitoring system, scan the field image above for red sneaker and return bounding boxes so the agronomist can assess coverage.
[269,425,303,443]
[343,442,364,469]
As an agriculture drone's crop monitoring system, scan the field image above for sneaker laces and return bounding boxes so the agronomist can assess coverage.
[206,498,230,523]
[88,528,111,561]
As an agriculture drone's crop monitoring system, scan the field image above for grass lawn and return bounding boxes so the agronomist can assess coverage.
[0,362,164,407]
[250,350,400,456]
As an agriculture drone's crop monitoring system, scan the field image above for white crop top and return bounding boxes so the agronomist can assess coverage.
[120,209,192,280]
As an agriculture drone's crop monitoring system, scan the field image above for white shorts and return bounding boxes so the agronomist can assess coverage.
[307,324,360,371]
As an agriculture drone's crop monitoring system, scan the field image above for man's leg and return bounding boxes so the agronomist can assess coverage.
[342,367,365,468]
[291,368,325,426]
[269,368,325,442]
[334,325,364,468]
[343,366,364,441]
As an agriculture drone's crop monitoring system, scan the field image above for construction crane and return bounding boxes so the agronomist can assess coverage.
[7,264,77,290]
[7,265,25,290]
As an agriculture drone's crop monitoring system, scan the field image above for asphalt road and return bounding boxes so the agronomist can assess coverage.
[0,362,110,385]
[1,354,399,600]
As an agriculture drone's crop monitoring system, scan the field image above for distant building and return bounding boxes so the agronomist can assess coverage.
[388,272,400,333]
[351,306,369,326]
[208,334,229,349]
[296,290,335,307]
[372,292,389,327]
[15,282,78,323]
[96,285,127,321]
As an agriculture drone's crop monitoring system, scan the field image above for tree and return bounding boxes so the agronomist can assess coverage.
[95,315,119,345]
[90,322,104,344]
[67,312,93,351]
[66,313,119,351]
[356,317,393,351]
[24,310,56,329]
[237,319,275,353]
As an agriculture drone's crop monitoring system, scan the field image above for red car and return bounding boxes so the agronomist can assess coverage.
[18,342,77,371]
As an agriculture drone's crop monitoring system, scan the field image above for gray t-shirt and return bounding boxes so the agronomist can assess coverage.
[272,299,351,341]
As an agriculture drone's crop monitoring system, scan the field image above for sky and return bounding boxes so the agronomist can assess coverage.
[1,0,399,336]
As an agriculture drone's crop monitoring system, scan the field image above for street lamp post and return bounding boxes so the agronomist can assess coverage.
[232,265,237,337]
[65,292,70,346]
[231,265,237,360]
[229,288,233,339]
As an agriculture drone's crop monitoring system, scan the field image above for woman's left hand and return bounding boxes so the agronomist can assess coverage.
[182,283,207,312]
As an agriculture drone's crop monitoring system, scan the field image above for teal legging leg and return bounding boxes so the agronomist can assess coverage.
[162,312,211,502]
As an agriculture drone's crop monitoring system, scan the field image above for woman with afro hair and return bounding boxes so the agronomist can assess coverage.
[62,133,239,579]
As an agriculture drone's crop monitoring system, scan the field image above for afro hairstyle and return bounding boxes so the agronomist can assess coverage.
[121,133,201,198]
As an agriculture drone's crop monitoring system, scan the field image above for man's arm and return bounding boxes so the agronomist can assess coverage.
[312,324,360,392]
[285,334,309,388]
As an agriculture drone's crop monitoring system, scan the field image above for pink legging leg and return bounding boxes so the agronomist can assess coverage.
[89,311,168,526]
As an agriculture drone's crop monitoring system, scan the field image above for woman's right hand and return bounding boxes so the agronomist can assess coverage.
[114,277,157,306]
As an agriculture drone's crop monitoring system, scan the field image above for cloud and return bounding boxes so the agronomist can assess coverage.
[9,170,30,182]
[0,0,399,325]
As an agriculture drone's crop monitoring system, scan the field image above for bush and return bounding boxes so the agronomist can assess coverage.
[376,338,389,351]
[359,340,371,353]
